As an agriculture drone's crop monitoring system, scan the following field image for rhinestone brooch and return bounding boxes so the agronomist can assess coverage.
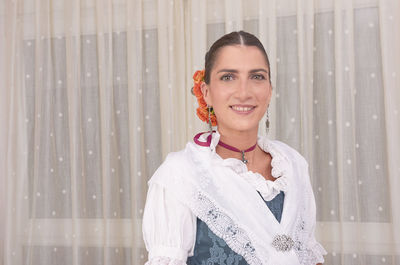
[271,234,294,252]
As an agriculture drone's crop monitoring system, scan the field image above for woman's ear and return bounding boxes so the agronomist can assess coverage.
[201,82,212,106]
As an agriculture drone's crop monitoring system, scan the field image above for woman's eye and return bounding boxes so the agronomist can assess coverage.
[252,74,265,80]
[221,74,234,81]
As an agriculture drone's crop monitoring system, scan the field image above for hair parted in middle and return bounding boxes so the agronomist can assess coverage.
[203,30,271,84]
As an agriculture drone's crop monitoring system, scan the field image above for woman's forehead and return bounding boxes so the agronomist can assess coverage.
[212,45,269,71]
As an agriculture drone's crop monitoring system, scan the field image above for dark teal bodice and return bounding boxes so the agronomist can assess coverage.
[187,191,285,265]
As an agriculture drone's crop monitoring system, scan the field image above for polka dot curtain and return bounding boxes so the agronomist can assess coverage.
[0,0,399,265]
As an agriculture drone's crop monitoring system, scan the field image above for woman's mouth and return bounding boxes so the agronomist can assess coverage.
[230,105,256,114]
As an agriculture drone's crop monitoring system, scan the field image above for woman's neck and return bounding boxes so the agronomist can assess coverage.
[216,127,259,162]
[217,127,258,150]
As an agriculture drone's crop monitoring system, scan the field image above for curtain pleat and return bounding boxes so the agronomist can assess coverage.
[379,0,400,252]
[126,0,144,262]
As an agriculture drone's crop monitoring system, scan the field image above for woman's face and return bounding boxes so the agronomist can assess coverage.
[201,45,272,134]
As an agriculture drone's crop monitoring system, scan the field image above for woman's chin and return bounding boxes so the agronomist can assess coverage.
[219,121,259,133]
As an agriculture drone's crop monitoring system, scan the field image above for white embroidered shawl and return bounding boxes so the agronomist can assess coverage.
[148,131,326,265]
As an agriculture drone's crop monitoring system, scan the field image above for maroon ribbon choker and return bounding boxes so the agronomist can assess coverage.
[193,131,257,164]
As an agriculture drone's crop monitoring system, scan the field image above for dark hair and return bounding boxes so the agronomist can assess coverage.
[204,31,271,84]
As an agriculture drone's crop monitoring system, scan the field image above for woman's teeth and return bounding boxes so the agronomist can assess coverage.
[231,106,254,111]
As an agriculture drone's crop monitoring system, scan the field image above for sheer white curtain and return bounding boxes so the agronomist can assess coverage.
[1,0,399,265]
[0,0,162,264]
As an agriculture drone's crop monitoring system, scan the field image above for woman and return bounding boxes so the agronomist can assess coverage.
[142,31,326,265]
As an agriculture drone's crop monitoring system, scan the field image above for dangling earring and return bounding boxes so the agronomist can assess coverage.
[265,108,270,134]
[208,105,213,134]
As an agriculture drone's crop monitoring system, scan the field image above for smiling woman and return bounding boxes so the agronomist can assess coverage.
[201,45,271,144]
[142,31,326,265]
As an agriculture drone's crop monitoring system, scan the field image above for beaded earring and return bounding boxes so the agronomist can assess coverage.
[265,108,270,134]
[208,105,213,134]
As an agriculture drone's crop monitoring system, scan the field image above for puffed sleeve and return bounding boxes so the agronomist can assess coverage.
[142,182,197,265]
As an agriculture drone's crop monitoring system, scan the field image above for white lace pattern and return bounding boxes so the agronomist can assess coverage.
[145,256,186,265]
[292,199,327,264]
[188,191,263,265]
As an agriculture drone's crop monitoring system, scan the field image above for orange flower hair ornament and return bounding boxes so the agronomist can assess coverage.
[192,70,218,126]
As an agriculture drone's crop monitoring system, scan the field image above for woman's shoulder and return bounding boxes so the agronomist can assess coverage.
[148,142,199,185]
[162,141,199,167]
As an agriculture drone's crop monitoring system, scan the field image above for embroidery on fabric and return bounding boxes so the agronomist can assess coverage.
[188,218,247,265]
[291,197,324,264]
[145,256,186,265]
[207,226,245,265]
[188,191,263,265]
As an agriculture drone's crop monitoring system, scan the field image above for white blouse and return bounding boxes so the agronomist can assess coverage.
[142,131,326,265]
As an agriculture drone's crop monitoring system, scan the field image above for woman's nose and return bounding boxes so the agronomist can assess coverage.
[235,79,251,101]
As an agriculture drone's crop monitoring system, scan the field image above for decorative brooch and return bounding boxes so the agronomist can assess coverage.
[271,234,294,252]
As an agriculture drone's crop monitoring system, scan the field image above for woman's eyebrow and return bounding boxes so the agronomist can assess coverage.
[216,68,269,74]
[216,69,238,74]
[249,68,269,74]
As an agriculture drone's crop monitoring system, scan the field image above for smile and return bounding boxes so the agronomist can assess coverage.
[230,105,256,114]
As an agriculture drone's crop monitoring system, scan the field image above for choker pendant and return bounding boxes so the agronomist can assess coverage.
[241,151,248,164]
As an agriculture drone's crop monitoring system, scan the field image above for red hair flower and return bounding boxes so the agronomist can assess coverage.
[192,70,217,126]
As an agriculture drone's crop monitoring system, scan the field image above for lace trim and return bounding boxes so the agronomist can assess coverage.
[294,243,326,265]
[242,139,291,201]
[189,191,263,265]
[292,203,326,264]
[258,140,288,179]
[145,256,186,265]
[241,171,289,201]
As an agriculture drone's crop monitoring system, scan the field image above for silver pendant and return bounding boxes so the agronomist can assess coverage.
[271,234,294,252]
[241,151,248,164]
